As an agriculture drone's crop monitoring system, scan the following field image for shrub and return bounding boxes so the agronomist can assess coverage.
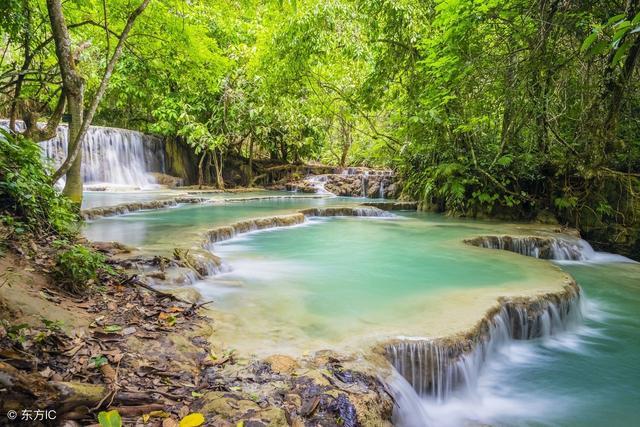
[53,242,114,293]
[0,128,77,236]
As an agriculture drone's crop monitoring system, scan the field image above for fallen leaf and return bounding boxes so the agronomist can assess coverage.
[39,367,53,379]
[162,419,179,427]
[301,395,320,417]
[98,409,122,427]
[179,413,205,427]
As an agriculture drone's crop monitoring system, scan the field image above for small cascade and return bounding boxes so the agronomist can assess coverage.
[298,168,396,198]
[2,120,165,188]
[81,196,207,220]
[305,175,333,195]
[298,206,394,218]
[386,287,582,404]
[465,235,636,263]
[203,213,306,246]
[361,171,369,197]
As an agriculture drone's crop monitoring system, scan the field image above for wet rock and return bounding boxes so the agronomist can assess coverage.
[299,206,393,218]
[265,355,299,374]
[149,172,184,187]
[90,241,134,255]
[204,214,305,245]
[166,286,201,303]
[195,391,287,425]
[286,181,318,193]
[361,201,417,211]
[329,394,358,427]
[173,248,223,276]
[464,235,585,260]
[535,209,559,225]
[81,197,206,219]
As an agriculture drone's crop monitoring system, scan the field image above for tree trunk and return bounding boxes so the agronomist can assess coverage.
[61,92,84,203]
[197,151,206,189]
[339,117,351,167]
[47,0,151,205]
[248,136,254,184]
[212,148,225,190]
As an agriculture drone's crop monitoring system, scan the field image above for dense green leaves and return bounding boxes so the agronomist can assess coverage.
[1,0,639,239]
[0,129,77,236]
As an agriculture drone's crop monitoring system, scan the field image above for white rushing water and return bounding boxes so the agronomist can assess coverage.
[388,236,636,427]
[2,120,165,189]
[305,174,334,195]
[387,292,587,426]
[472,235,636,263]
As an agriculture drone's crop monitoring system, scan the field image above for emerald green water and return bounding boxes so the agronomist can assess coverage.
[83,194,359,252]
[82,193,640,426]
[210,216,543,329]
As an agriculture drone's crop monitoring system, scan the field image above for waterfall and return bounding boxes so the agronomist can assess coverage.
[387,287,583,414]
[2,120,166,188]
[305,175,333,195]
[361,171,369,197]
[298,206,394,217]
[379,179,385,199]
[465,235,635,263]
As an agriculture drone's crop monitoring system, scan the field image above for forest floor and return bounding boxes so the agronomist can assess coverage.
[0,233,393,427]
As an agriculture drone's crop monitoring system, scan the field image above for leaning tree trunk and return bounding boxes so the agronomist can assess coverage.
[62,92,84,203]
[197,151,207,189]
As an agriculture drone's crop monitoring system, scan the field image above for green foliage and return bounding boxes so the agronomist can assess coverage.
[98,410,122,427]
[53,241,114,293]
[0,129,77,236]
[90,355,109,368]
[1,0,638,240]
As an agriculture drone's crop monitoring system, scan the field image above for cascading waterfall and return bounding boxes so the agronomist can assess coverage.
[2,120,165,188]
[387,286,583,424]
[379,179,385,199]
[305,175,333,195]
[465,235,635,263]
[298,206,394,218]
[361,171,369,197]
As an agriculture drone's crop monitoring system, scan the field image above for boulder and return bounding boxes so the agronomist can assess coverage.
[265,355,300,374]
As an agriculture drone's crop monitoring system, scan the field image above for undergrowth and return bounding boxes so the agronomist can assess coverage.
[0,128,77,237]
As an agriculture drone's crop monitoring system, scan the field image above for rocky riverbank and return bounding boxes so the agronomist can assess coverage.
[284,168,401,198]
[0,235,394,426]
